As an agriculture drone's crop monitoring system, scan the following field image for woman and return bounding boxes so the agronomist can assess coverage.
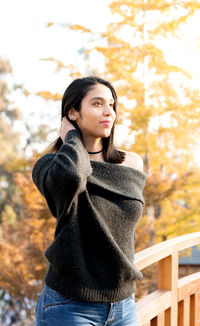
[32,76,146,326]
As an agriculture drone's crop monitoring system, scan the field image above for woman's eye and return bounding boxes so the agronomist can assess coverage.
[93,102,114,108]
[93,102,102,106]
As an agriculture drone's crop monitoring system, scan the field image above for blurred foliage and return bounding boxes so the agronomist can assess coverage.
[0,57,55,308]
[0,158,55,304]
[0,57,23,234]
[36,91,62,101]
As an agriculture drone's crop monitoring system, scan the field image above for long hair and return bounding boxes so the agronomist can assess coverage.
[49,76,126,164]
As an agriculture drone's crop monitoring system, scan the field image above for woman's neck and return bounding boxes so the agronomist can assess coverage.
[81,134,105,162]
[82,136,102,152]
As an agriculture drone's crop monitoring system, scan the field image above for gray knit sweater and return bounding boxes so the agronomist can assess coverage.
[32,129,146,303]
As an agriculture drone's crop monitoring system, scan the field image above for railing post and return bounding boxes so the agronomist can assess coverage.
[190,291,200,326]
[158,252,178,326]
[178,297,190,326]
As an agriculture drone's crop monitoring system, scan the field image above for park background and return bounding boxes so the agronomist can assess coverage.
[0,0,200,324]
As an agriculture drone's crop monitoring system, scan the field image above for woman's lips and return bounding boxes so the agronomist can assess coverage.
[100,121,112,126]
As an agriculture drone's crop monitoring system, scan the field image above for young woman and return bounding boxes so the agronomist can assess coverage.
[32,76,146,326]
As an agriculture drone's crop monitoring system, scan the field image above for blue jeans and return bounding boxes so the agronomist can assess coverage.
[36,283,138,325]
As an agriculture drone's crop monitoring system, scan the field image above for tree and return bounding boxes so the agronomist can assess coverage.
[0,57,57,317]
[0,57,23,229]
[0,156,55,315]
[71,0,200,244]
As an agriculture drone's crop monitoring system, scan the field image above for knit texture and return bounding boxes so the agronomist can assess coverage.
[32,129,147,303]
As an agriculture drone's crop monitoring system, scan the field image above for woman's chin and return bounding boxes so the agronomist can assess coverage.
[99,130,111,138]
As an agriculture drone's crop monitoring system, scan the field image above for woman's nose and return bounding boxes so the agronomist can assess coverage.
[104,105,113,116]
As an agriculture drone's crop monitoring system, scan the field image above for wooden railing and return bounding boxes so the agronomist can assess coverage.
[135,232,200,326]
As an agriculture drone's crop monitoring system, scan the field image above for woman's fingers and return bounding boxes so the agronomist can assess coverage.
[60,117,76,143]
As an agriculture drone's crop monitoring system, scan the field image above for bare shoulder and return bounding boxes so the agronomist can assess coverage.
[118,150,144,172]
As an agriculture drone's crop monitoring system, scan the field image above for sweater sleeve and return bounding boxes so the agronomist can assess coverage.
[32,129,93,218]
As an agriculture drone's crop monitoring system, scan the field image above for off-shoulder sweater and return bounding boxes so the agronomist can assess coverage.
[32,129,147,303]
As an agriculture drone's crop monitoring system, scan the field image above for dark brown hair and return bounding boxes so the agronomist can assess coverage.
[49,75,125,164]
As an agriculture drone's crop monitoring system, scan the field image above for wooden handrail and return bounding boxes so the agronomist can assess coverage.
[134,232,200,326]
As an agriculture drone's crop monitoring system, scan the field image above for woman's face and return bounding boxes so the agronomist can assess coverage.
[71,83,116,139]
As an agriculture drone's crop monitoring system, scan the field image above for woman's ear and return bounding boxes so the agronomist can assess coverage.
[68,108,79,121]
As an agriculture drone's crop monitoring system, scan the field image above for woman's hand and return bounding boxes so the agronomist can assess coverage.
[60,116,76,143]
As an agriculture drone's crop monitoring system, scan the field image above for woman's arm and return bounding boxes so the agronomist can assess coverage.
[32,128,92,218]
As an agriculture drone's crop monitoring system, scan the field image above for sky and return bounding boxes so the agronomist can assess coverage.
[0,0,111,91]
[0,0,112,152]
[1,0,200,159]
[1,0,200,91]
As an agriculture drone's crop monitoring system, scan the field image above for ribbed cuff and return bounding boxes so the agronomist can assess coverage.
[64,129,82,143]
